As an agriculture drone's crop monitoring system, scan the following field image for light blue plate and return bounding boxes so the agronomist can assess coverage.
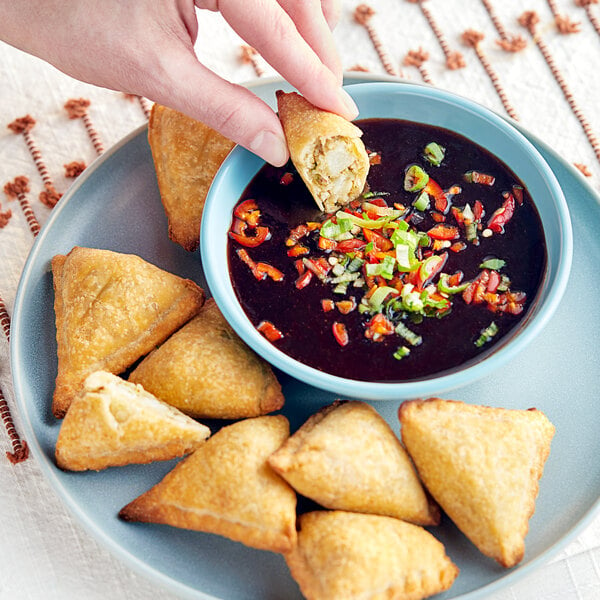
[10,75,600,600]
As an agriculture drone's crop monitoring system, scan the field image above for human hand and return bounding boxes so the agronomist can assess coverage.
[0,0,355,166]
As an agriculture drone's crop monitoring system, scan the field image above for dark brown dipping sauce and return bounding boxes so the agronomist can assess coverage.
[227,119,547,382]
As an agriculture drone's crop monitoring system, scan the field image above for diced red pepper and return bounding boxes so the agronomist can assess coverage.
[450,241,467,253]
[336,297,357,314]
[424,178,449,213]
[367,197,388,208]
[234,199,261,227]
[336,238,367,253]
[487,270,501,293]
[448,271,464,287]
[332,322,349,346]
[286,224,309,246]
[473,200,484,222]
[257,320,284,342]
[364,313,395,341]
[431,212,446,223]
[280,172,294,185]
[368,152,382,165]
[465,171,496,186]
[318,237,338,251]
[487,192,516,234]
[256,262,284,282]
[321,299,335,312]
[451,206,465,227]
[236,248,263,280]
[427,224,459,241]
[363,228,393,251]
[295,270,313,289]
[303,258,330,280]
[294,259,305,275]
[287,244,310,257]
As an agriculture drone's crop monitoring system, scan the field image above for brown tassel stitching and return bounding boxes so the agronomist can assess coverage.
[7,116,62,207]
[241,46,266,77]
[575,0,600,37]
[519,11,600,164]
[0,205,11,229]
[64,161,86,179]
[461,30,519,120]
[0,298,29,465]
[403,49,434,85]
[64,99,105,155]
[4,176,40,237]
[354,5,403,77]
[123,93,152,120]
[406,0,466,69]
[546,0,582,33]
[574,163,592,176]
[480,0,527,51]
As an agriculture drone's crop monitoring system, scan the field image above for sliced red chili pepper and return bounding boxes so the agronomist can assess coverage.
[286,224,309,246]
[336,297,357,314]
[287,244,310,257]
[257,320,284,342]
[336,238,367,253]
[473,200,484,222]
[367,197,388,208]
[431,212,446,223]
[465,171,496,186]
[418,252,448,288]
[256,262,284,282]
[368,152,382,165]
[229,225,271,247]
[363,228,393,251]
[318,237,338,251]
[448,271,464,287]
[280,172,294,185]
[364,313,395,341]
[303,258,330,280]
[450,241,467,253]
[427,224,459,240]
[425,178,449,213]
[332,322,349,346]
[236,248,264,280]
[321,299,335,312]
[294,259,305,275]
[512,185,524,205]
[295,270,313,289]
[234,199,261,227]
[451,206,465,227]
[487,192,515,234]
[487,270,501,293]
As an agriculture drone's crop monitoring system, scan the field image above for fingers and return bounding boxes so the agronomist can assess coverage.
[147,46,290,166]
[217,0,357,120]
[320,0,342,30]
[277,0,342,83]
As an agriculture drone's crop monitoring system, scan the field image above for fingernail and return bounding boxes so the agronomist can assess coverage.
[249,130,289,167]
[338,88,359,120]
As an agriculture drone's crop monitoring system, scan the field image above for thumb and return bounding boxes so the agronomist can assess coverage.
[144,49,289,166]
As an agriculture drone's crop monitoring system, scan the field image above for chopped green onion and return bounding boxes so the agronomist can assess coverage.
[479,258,506,270]
[331,263,345,276]
[404,165,429,192]
[333,283,349,294]
[475,321,499,347]
[437,273,470,295]
[335,211,391,230]
[362,191,390,199]
[395,321,423,346]
[413,191,430,211]
[393,346,411,360]
[365,256,395,280]
[346,257,364,272]
[330,272,360,284]
[465,222,478,242]
[423,142,445,167]
[368,286,399,311]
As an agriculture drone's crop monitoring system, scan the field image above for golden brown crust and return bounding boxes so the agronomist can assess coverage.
[148,104,235,251]
[129,298,283,419]
[119,415,297,553]
[55,371,210,471]
[276,91,369,212]
[269,401,439,525]
[52,246,204,418]
[399,398,555,568]
[285,510,459,600]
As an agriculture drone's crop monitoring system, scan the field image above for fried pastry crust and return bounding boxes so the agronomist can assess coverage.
[276,91,369,213]
[55,371,210,471]
[285,510,458,600]
[129,298,283,419]
[119,415,297,553]
[399,398,555,568]
[269,401,438,525]
[52,246,204,417]
[148,104,235,251]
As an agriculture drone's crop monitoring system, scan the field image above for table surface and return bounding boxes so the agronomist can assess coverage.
[1,2,599,599]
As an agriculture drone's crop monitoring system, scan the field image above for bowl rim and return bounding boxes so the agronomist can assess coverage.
[201,81,573,401]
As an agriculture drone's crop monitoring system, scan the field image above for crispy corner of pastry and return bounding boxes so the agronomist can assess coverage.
[276,90,369,213]
[285,511,459,600]
[399,397,555,568]
[149,104,235,252]
[268,400,439,526]
[51,246,204,418]
[55,371,210,471]
[129,297,284,419]
[119,415,297,553]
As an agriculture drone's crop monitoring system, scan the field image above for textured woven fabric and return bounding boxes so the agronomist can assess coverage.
[1,1,599,598]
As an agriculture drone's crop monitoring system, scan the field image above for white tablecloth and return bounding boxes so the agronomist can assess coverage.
[1,1,599,598]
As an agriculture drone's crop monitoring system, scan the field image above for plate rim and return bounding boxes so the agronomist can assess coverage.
[9,72,600,600]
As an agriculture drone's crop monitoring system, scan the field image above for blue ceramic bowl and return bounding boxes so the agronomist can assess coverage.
[201,82,572,401]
